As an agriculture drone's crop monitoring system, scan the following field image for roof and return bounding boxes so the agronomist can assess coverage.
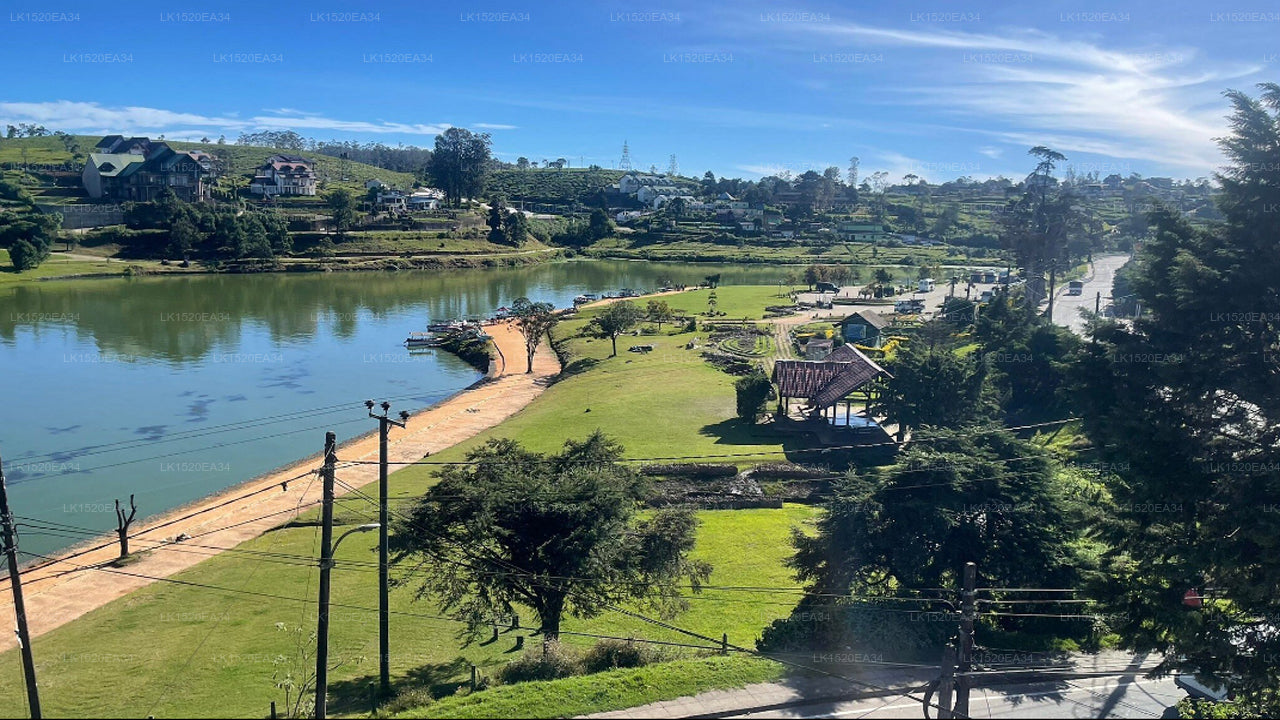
[839,311,889,330]
[772,345,888,408]
[88,153,145,177]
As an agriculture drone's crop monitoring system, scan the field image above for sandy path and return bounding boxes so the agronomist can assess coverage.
[0,321,560,651]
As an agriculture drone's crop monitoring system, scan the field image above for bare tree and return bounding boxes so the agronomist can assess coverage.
[115,494,137,559]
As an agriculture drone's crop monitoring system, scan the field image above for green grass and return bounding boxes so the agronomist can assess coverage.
[0,287,831,718]
[0,249,146,285]
[402,656,784,719]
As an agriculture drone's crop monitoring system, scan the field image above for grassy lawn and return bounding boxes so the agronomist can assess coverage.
[0,287,829,718]
[402,656,785,719]
[0,249,146,285]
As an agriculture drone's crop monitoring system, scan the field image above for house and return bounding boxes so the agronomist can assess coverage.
[836,221,884,242]
[637,185,692,204]
[82,137,219,202]
[618,173,667,195]
[365,178,388,191]
[249,154,317,196]
[376,189,407,211]
[615,210,646,222]
[836,311,888,346]
[408,191,440,211]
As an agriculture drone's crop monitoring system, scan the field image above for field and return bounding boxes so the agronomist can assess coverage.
[0,249,165,285]
[585,236,989,267]
[0,287,830,718]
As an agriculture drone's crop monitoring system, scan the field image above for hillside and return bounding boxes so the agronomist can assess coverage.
[0,135,418,196]
[487,167,627,205]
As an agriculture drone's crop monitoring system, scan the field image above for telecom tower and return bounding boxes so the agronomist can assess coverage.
[668,154,679,177]
[619,140,633,171]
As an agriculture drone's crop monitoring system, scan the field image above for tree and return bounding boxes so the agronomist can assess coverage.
[487,196,508,245]
[1000,146,1084,317]
[325,188,355,238]
[588,301,643,357]
[587,208,613,242]
[510,297,558,373]
[883,330,995,440]
[516,156,531,170]
[734,369,772,422]
[502,208,529,246]
[790,427,1081,595]
[1073,84,1280,712]
[7,238,46,271]
[646,299,675,330]
[168,216,199,259]
[391,434,711,640]
[428,127,492,207]
[704,273,721,289]
[114,495,137,560]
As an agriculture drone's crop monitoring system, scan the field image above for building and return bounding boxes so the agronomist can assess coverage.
[407,191,441,211]
[772,344,890,427]
[82,137,219,202]
[836,311,889,347]
[249,154,317,196]
[836,221,885,242]
[804,338,834,360]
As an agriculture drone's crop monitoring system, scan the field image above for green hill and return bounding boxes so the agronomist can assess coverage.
[487,167,626,205]
[0,135,418,194]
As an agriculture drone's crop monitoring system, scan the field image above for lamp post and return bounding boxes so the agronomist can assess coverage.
[366,400,409,698]
[315,522,378,719]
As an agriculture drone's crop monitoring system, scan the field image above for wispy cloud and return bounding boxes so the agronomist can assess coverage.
[473,122,518,130]
[712,13,1249,172]
[0,100,456,138]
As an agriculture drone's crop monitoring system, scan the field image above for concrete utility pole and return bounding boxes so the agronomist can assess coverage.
[954,562,977,719]
[366,400,409,698]
[0,455,42,718]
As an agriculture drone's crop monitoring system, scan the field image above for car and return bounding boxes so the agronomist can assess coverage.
[1175,669,1231,703]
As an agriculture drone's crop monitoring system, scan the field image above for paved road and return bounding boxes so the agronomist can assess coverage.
[731,675,1181,719]
[1050,254,1131,334]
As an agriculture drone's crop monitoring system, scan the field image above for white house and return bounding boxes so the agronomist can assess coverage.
[249,154,317,196]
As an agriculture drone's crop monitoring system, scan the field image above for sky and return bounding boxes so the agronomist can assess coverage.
[1,0,1276,182]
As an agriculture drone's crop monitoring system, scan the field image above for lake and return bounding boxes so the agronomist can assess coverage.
[0,260,789,557]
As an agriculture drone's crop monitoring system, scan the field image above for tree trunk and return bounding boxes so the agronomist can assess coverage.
[1046,265,1057,321]
[526,348,535,374]
[117,530,129,559]
[610,335,618,357]
[539,592,566,641]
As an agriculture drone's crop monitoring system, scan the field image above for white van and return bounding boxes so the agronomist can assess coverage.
[918,278,935,293]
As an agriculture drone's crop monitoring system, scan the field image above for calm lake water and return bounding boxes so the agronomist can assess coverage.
[0,260,787,557]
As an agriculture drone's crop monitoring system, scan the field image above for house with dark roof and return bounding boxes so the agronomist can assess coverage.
[249,154,317,196]
[836,311,889,347]
[82,137,219,202]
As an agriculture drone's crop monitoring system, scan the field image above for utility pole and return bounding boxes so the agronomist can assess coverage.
[1095,291,1101,314]
[314,433,337,720]
[954,562,977,719]
[0,456,42,719]
[365,400,409,698]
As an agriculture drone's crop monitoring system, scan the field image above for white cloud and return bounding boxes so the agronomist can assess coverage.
[978,146,1003,159]
[473,123,518,130]
[0,100,455,138]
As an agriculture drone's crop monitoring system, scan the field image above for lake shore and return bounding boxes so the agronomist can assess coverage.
[0,319,561,651]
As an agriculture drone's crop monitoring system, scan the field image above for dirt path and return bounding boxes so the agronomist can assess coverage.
[0,321,560,651]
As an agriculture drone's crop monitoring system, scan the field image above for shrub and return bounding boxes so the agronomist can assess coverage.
[8,238,47,270]
[580,639,651,674]
[734,369,772,422]
[496,641,580,684]
[639,463,738,479]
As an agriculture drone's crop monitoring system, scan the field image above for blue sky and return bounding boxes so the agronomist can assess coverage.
[1,0,1276,181]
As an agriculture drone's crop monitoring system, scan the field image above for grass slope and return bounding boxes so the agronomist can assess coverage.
[403,656,784,719]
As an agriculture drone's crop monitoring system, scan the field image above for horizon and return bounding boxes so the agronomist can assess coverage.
[3,0,1275,183]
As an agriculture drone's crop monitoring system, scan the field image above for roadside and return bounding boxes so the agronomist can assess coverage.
[587,651,1172,719]
[0,320,561,652]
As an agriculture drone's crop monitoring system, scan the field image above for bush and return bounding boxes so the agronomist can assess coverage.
[8,238,48,270]
[580,639,654,674]
[734,369,772,422]
[639,463,738,479]
[496,641,580,684]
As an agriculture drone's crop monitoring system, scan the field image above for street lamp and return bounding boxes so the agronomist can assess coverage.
[327,523,380,565]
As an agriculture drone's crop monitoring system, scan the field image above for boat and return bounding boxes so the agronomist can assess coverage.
[405,332,443,347]
[573,294,597,305]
